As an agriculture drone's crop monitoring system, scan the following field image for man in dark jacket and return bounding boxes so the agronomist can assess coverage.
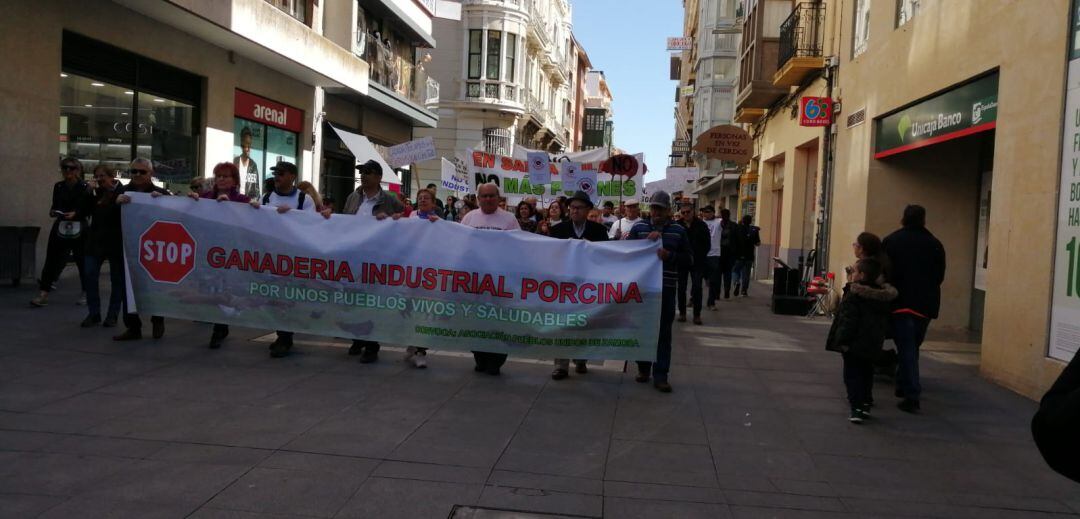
[676,202,711,325]
[733,214,761,297]
[342,160,405,363]
[114,158,170,341]
[549,191,609,380]
[627,190,692,393]
[882,205,946,413]
[31,157,91,308]
[1032,349,1080,483]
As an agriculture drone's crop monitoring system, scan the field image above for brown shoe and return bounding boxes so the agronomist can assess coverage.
[693,316,703,325]
[113,329,142,341]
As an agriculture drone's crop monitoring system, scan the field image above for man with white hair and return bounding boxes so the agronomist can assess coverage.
[114,158,170,341]
[461,183,519,374]
[609,199,642,240]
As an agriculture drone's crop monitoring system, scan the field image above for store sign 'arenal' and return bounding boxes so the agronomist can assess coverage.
[234,90,304,134]
[874,73,998,159]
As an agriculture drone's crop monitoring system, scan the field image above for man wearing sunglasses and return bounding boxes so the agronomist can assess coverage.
[31,157,91,308]
[675,202,711,326]
[114,158,170,341]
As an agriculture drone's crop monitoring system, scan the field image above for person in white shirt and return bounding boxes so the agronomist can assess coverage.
[608,199,643,240]
[461,183,519,375]
[601,201,618,228]
[250,162,330,358]
[702,205,722,311]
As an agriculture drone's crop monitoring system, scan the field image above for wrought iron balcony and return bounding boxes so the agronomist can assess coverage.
[773,2,827,87]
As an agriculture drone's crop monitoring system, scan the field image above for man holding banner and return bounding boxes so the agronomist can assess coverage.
[549,191,610,380]
[461,183,520,375]
[626,190,690,393]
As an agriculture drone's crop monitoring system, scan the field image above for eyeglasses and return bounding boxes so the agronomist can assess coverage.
[128,169,150,176]
[61,165,80,172]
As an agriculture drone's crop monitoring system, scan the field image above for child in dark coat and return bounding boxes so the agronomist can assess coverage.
[826,259,898,423]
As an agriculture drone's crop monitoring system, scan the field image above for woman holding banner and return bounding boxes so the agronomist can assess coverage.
[402,188,443,368]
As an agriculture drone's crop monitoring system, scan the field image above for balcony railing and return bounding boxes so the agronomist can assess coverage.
[778,2,825,69]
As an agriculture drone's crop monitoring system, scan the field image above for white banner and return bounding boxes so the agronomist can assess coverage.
[527,151,552,185]
[121,193,662,360]
[388,136,437,168]
[440,158,470,194]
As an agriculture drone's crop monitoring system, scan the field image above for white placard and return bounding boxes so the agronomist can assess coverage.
[388,137,437,168]
[527,151,552,185]
[562,161,598,204]
[440,158,470,194]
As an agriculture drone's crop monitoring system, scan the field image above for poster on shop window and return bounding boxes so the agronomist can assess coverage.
[1050,28,1080,362]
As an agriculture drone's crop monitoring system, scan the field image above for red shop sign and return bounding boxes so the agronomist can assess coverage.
[234,90,304,133]
[799,97,833,127]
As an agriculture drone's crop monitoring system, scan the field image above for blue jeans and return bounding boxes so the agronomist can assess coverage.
[893,314,930,400]
[83,253,123,319]
[638,286,676,382]
[733,259,753,295]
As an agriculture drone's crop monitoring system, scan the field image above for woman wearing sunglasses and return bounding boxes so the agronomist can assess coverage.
[30,157,91,308]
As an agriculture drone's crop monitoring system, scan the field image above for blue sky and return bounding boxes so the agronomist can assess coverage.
[572,0,683,183]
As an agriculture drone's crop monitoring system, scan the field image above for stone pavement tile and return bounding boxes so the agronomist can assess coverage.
[0,492,66,518]
[494,430,609,479]
[605,439,718,488]
[839,498,1080,519]
[334,477,483,519]
[728,506,857,519]
[515,403,615,440]
[0,409,104,434]
[31,391,157,422]
[189,507,316,518]
[478,484,602,518]
[149,443,273,467]
[0,429,67,452]
[0,452,134,496]
[37,496,197,519]
[612,395,708,445]
[489,470,604,495]
[86,399,225,442]
[283,405,433,459]
[722,491,846,513]
[78,459,250,506]
[0,381,96,413]
[1066,500,1080,514]
[388,417,520,468]
[602,481,724,503]
[603,497,732,519]
[374,460,489,485]
[44,435,168,459]
[185,403,334,450]
[768,479,836,497]
[258,451,381,477]
[94,363,315,405]
[714,446,823,482]
[206,467,367,518]
[762,379,840,399]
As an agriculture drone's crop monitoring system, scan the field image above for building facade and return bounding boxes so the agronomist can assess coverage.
[415,0,585,191]
[581,71,614,151]
[4,0,437,241]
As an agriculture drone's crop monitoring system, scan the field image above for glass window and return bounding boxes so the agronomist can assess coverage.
[853,0,871,57]
[505,33,517,82]
[468,30,482,79]
[136,92,196,188]
[896,0,919,27]
[487,30,502,81]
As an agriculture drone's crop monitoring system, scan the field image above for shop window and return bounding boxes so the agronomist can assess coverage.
[468,30,482,79]
[896,0,919,27]
[233,90,302,199]
[853,0,871,57]
[486,30,502,81]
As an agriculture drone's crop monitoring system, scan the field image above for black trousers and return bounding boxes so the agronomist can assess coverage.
[677,264,705,317]
[842,352,875,408]
[38,227,86,292]
[352,339,381,355]
[473,351,508,370]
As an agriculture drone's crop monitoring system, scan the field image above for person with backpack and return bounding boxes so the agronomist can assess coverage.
[253,161,331,358]
[341,159,404,363]
[825,258,897,423]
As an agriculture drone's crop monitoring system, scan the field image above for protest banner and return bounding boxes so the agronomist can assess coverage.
[121,193,662,360]
[387,136,437,168]
[440,158,470,193]
[467,149,644,202]
[527,151,552,185]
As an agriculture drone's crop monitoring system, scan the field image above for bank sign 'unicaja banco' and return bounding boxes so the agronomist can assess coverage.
[875,73,999,159]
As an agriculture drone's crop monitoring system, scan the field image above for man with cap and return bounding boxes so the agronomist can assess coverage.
[342,159,405,363]
[625,190,691,393]
[609,199,642,240]
[253,161,331,358]
[549,191,609,380]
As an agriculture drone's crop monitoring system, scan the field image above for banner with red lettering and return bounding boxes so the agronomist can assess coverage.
[467,149,644,202]
[121,193,662,360]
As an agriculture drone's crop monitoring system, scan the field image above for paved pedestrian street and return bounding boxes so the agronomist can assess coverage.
[2,280,1077,518]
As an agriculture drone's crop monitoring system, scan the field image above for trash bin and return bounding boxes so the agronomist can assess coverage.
[0,226,40,287]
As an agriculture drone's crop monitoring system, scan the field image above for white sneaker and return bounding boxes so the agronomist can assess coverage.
[76,293,87,306]
[412,352,427,369]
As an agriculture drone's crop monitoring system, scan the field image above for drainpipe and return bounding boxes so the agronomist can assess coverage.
[815,56,838,275]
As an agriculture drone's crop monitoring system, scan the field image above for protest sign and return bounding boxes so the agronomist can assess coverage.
[440,158,470,193]
[561,161,598,204]
[388,136,437,168]
[467,149,644,202]
[527,151,552,185]
[121,193,662,360]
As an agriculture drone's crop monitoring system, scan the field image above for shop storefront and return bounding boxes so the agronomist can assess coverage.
[233,90,304,199]
[59,31,200,192]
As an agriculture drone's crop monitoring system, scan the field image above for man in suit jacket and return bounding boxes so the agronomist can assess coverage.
[549,191,609,379]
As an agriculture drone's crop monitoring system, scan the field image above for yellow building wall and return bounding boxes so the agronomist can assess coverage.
[829,0,1070,398]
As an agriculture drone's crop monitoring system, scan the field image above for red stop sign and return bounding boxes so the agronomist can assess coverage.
[139,221,197,284]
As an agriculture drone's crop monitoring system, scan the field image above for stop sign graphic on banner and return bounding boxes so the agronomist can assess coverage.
[139,221,197,284]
